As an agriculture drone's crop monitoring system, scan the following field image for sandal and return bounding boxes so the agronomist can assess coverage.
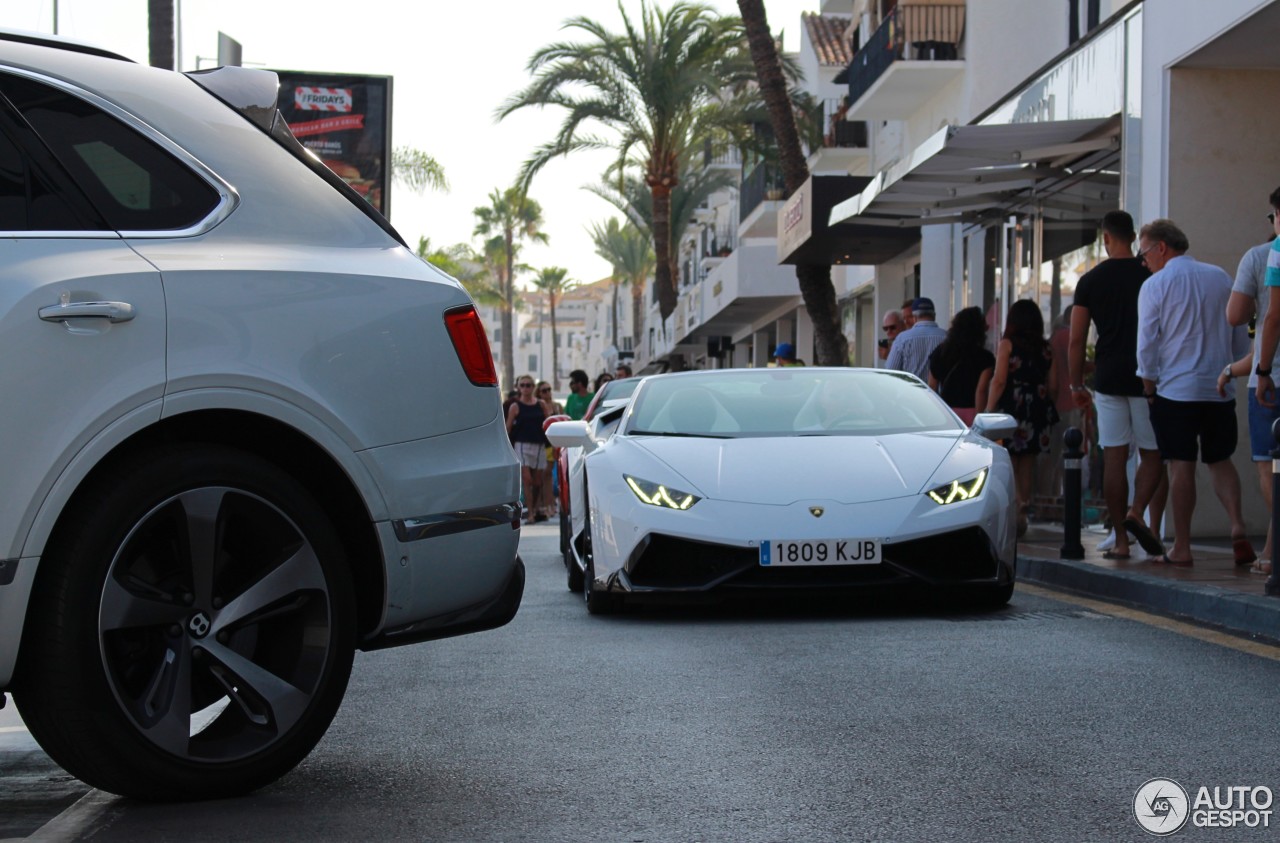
[1101,550,1131,560]
[1150,553,1194,567]
[1233,537,1258,567]
[1123,517,1166,557]
[1252,558,1272,575]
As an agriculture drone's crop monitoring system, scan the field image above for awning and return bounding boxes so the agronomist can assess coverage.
[828,116,1121,230]
[776,174,918,265]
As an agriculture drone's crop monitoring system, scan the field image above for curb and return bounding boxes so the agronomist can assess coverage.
[1016,554,1280,643]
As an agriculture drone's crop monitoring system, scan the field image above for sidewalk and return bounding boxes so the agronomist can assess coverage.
[1017,522,1280,643]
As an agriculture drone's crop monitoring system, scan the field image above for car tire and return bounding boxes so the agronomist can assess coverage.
[559,501,570,561]
[976,581,1015,611]
[580,478,621,615]
[14,444,356,800]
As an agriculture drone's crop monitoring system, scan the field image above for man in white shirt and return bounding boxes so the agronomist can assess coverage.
[1136,219,1253,567]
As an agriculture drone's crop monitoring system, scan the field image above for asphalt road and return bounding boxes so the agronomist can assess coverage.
[3,523,1279,842]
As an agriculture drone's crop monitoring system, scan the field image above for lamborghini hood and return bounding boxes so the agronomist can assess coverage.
[629,432,963,505]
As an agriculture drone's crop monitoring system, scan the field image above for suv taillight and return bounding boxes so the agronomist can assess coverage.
[444,305,498,386]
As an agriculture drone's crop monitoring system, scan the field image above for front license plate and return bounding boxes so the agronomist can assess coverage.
[760,539,881,566]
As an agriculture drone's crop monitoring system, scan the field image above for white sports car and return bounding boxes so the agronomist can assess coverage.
[546,368,1019,614]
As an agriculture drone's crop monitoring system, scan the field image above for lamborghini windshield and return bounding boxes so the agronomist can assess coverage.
[624,368,960,438]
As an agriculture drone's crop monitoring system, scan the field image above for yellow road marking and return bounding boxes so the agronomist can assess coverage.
[1017,582,1280,662]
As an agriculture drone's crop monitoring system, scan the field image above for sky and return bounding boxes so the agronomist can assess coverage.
[3,0,818,288]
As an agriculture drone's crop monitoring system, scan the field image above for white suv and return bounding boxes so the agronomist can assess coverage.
[0,32,523,800]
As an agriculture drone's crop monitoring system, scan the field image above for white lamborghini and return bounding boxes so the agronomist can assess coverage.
[546,368,1020,614]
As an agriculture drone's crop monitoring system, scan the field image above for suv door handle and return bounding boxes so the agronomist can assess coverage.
[39,300,136,323]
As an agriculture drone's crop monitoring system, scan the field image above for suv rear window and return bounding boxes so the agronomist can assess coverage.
[0,72,219,231]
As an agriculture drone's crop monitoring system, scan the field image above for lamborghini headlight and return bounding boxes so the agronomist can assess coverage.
[926,469,987,505]
[625,475,700,510]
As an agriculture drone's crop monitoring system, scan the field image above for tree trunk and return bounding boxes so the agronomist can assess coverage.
[650,180,677,321]
[501,232,516,390]
[738,0,849,365]
[632,281,645,350]
[550,292,560,392]
[610,278,620,350]
[148,0,175,71]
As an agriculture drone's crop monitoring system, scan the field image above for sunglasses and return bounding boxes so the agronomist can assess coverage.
[538,387,551,393]
[882,324,899,332]
[518,382,534,388]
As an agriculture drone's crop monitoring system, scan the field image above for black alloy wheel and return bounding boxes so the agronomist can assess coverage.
[15,445,355,800]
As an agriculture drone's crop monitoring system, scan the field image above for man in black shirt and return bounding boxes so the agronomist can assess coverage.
[1068,210,1167,559]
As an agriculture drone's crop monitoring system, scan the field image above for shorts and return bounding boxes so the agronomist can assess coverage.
[1094,392,1158,450]
[1248,387,1280,460]
[1149,395,1237,463]
[513,441,547,470]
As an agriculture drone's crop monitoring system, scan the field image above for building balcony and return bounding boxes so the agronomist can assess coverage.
[844,0,966,122]
[811,97,871,174]
[739,161,786,237]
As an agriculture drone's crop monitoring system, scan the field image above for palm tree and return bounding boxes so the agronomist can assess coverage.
[473,187,549,390]
[415,237,503,307]
[529,267,576,390]
[148,0,175,70]
[497,1,744,323]
[588,218,655,352]
[392,148,449,193]
[737,0,849,365]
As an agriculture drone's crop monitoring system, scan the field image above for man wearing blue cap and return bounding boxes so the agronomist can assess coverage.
[886,296,945,381]
[772,342,804,366]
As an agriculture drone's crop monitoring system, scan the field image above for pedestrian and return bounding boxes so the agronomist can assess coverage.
[878,310,903,365]
[1068,211,1167,560]
[506,374,554,525]
[901,299,917,330]
[565,369,594,420]
[1224,189,1280,576]
[926,305,994,425]
[594,371,614,393]
[615,362,633,379]
[772,342,805,367]
[1136,219,1253,567]
[985,299,1060,536]
[536,381,563,520]
[885,296,946,381]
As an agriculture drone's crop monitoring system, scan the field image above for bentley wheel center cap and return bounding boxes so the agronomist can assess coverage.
[187,611,212,639]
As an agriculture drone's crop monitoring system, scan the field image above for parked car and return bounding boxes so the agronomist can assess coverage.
[555,376,642,577]
[546,368,1018,614]
[0,32,523,800]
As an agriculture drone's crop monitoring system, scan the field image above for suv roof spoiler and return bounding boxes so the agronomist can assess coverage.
[0,29,132,62]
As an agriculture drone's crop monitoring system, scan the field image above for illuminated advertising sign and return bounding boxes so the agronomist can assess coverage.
[273,70,393,217]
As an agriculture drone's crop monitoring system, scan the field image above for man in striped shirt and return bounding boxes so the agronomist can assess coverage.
[885,296,946,381]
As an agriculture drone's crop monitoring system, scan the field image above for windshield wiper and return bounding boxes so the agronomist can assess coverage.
[629,430,731,439]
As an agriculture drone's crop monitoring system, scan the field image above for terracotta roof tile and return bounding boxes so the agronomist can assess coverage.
[803,12,853,67]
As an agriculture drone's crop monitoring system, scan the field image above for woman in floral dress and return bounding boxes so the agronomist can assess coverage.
[985,299,1060,535]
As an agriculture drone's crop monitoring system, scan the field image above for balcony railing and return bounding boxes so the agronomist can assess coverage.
[822,97,868,149]
[702,145,742,170]
[739,161,786,220]
[847,1,964,108]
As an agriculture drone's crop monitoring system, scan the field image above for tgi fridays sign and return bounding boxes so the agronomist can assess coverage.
[273,71,393,216]
[294,86,353,112]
